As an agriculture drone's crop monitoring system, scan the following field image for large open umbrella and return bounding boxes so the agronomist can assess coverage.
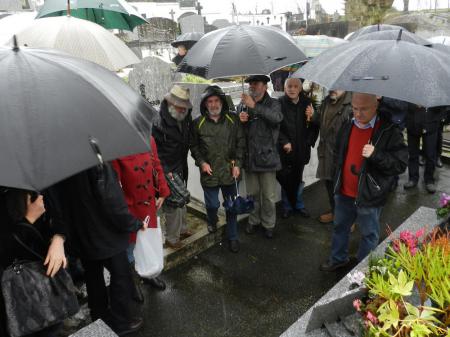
[353,29,431,45]
[177,25,307,79]
[0,43,155,191]
[292,39,450,108]
[293,35,347,58]
[0,12,36,46]
[36,0,148,31]
[171,32,204,49]
[348,24,408,41]
[14,16,139,71]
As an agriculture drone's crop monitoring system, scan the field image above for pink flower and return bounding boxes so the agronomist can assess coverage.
[353,299,362,312]
[366,311,378,324]
[440,193,450,207]
[415,228,425,239]
[409,246,418,256]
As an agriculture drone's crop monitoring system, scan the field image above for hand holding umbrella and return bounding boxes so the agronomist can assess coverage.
[305,104,314,127]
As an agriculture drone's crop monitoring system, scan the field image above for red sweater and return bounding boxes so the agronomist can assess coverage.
[340,122,379,198]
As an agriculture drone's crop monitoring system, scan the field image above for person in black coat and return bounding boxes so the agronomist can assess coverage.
[0,188,68,337]
[152,84,193,248]
[278,78,318,219]
[56,164,147,336]
[404,104,447,193]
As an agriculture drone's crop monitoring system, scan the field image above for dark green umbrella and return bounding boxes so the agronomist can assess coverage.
[36,0,148,31]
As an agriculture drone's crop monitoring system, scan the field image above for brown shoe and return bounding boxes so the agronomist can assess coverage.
[319,212,334,224]
[351,223,356,233]
[165,241,183,249]
[180,230,193,240]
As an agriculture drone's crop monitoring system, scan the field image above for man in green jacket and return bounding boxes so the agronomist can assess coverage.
[190,86,246,253]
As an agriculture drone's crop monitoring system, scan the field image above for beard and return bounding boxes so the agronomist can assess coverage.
[208,105,222,117]
[168,105,186,121]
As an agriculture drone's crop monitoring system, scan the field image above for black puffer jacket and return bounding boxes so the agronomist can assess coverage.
[152,100,191,180]
[334,115,408,207]
[237,92,283,172]
[278,94,319,167]
[57,164,142,260]
[406,104,447,135]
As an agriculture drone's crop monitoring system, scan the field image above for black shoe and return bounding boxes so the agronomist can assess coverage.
[143,276,166,291]
[425,183,436,194]
[319,259,350,272]
[207,223,217,233]
[436,157,443,168]
[404,180,418,189]
[419,156,425,166]
[115,317,144,336]
[245,223,257,235]
[296,208,310,218]
[229,240,240,253]
[281,209,291,219]
[264,228,274,239]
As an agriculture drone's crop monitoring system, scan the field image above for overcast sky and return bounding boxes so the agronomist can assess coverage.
[201,0,450,15]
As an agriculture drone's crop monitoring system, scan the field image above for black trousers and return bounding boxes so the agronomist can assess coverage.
[437,123,444,157]
[407,131,438,184]
[324,179,335,213]
[81,250,136,331]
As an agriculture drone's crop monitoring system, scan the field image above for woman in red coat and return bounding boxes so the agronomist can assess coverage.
[112,137,170,292]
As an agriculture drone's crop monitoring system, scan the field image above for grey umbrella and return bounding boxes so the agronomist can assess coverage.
[292,39,450,107]
[177,25,307,79]
[353,29,431,45]
[348,24,408,41]
[0,43,155,191]
[431,43,450,54]
[171,32,204,49]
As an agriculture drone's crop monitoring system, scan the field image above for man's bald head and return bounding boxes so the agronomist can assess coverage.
[284,78,302,100]
[352,92,379,127]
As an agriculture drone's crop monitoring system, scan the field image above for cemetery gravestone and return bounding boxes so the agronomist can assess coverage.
[179,14,205,34]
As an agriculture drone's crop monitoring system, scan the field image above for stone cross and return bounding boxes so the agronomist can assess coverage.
[195,1,203,15]
[169,9,175,22]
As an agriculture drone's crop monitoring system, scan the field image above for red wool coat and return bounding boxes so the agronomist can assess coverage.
[112,137,170,242]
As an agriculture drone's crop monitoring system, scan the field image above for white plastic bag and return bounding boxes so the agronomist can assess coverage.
[134,217,164,279]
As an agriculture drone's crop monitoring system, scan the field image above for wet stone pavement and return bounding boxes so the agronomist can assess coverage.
[130,164,450,337]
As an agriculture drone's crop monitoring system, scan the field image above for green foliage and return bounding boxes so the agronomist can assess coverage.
[181,74,212,84]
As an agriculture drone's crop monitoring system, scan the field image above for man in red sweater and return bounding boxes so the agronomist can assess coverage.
[320,93,408,272]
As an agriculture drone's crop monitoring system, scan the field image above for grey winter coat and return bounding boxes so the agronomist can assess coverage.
[238,92,283,172]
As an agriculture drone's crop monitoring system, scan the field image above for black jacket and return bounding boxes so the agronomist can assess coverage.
[57,164,142,261]
[406,104,447,135]
[237,92,283,172]
[152,100,191,180]
[334,115,408,207]
[278,94,319,168]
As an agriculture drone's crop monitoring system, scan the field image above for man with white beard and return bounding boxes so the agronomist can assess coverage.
[190,85,246,253]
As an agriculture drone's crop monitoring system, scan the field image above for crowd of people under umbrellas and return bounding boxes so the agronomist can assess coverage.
[1,24,450,337]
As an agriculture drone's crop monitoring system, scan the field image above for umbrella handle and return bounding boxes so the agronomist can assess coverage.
[231,160,240,197]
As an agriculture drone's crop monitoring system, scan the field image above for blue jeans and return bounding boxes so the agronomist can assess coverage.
[330,194,382,263]
[203,184,238,241]
[281,181,305,211]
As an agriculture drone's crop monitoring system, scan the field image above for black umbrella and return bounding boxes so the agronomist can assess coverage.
[0,42,155,191]
[292,39,450,108]
[353,29,431,46]
[177,25,307,79]
[171,32,204,49]
[348,24,408,40]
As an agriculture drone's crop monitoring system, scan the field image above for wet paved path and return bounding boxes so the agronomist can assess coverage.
[132,165,450,337]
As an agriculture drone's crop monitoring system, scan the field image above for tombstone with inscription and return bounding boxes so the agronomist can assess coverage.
[138,17,177,43]
[128,55,180,106]
[179,14,205,34]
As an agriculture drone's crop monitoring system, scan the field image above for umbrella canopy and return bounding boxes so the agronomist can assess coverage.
[0,45,155,191]
[177,25,307,79]
[293,35,348,58]
[0,12,36,46]
[292,39,450,108]
[171,32,204,49]
[428,36,450,46]
[431,43,450,54]
[36,0,148,31]
[348,24,408,41]
[353,29,431,45]
[15,16,140,71]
